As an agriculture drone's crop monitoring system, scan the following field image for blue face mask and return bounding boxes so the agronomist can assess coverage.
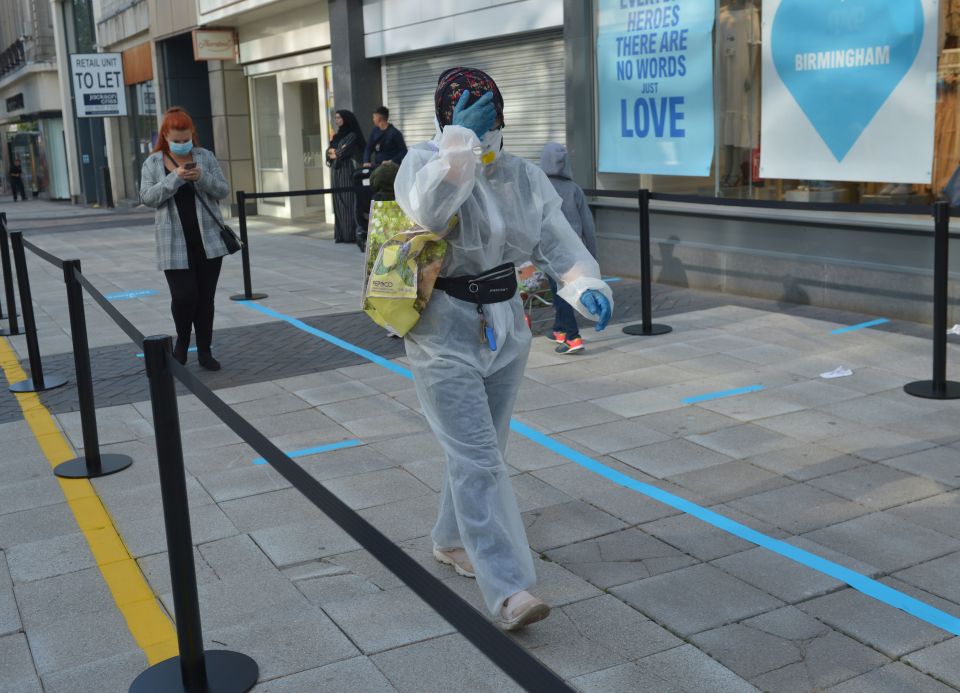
[168,140,193,156]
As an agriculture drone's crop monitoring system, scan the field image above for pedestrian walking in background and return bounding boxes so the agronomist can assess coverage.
[363,106,407,169]
[396,67,612,631]
[326,109,366,244]
[140,107,231,371]
[8,158,26,202]
[539,142,599,354]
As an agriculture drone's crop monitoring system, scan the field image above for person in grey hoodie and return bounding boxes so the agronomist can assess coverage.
[539,142,598,353]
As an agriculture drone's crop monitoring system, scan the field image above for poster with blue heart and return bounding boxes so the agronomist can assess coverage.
[761,0,938,183]
[597,0,716,175]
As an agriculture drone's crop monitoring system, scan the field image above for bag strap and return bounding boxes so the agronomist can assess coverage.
[165,151,225,231]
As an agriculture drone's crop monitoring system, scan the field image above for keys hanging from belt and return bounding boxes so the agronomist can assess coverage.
[477,304,497,352]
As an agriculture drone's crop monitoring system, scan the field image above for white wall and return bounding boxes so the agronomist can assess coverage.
[362,0,562,57]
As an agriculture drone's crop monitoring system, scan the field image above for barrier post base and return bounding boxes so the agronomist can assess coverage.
[9,374,68,393]
[229,293,268,301]
[623,323,672,336]
[129,650,258,693]
[903,380,960,400]
[54,453,133,479]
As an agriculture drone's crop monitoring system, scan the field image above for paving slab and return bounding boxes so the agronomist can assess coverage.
[903,637,960,689]
[824,662,957,693]
[799,588,953,658]
[802,513,960,574]
[728,483,871,535]
[0,633,42,693]
[817,428,937,462]
[252,656,398,692]
[666,460,793,504]
[611,563,785,636]
[710,545,843,604]
[523,500,627,552]
[685,423,799,460]
[893,552,960,606]
[746,444,865,481]
[611,438,734,478]
[39,650,146,693]
[545,527,697,589]
[889,490,960,540]
[555,418,671,454]
[320,587,455,655]
[5,532,94,584]
[883,446,960,488]
[727,606,889,692]
[808,464,948,510]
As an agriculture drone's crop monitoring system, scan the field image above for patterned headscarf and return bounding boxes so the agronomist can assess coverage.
[434,67,505,130]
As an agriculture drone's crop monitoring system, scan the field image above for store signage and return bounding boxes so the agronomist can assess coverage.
[137,81,157,117]
[5,94,23,112]
[596,0,716,175]
[70,53,128,117]
[193,29,236,61]
[761,0,937,183]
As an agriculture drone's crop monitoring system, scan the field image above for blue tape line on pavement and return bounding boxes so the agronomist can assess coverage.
[830,318,890,334]
[241,301,960,636]
[253,439,362,465]
[682,385,765,405]
[241,302,414,380]
[105,289,158,301]
[136,347,196,359]
[510,420,960,636]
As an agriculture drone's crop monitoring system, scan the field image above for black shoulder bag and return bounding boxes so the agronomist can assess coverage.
[166,153,242,254]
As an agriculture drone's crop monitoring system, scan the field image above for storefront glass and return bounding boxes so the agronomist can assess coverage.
[597,0,953,207]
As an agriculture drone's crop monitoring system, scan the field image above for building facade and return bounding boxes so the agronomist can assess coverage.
[0,0,70,200]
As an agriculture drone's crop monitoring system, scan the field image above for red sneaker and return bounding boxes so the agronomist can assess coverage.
[556,337,584,354]
[549,331,567,344]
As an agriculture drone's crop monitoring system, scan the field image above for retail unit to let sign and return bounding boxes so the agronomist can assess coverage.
[70,53,128,118]
[761,0,937,183]
[596,0,716,175]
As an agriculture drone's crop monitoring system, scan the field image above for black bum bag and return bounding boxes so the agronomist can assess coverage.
[434,262,517,304]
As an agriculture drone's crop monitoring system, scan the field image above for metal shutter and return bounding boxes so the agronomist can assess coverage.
[385,31,565,162]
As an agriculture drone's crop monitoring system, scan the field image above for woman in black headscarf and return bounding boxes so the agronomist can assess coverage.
[326,110,366,243]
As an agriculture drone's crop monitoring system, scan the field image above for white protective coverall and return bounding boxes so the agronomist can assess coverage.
[394,125,613,614]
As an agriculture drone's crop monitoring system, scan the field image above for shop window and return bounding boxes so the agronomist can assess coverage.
[254,75,282,169]
[597,0,956,207]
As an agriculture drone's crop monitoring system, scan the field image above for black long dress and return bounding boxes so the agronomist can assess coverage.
[327,132,362,243]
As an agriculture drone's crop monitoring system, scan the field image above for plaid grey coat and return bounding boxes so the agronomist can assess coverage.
[140,148,231,270]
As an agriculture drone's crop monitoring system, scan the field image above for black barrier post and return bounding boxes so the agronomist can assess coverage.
[54,260,133,478]
[622,189,672,337]
[0,213,20,336]
[229,190,267,302]
[905,202,960,399]
[8,232,67,393]
[130,336,258,693]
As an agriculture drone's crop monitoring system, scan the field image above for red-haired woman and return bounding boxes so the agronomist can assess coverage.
[140,107,231,370]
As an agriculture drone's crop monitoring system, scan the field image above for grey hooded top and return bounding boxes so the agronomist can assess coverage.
[538,142,597,258]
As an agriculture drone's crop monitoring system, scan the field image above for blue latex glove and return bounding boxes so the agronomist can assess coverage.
[580,290,611,331]
[452,91,497,140]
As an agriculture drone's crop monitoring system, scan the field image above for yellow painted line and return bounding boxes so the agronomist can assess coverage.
[0,336,178,663]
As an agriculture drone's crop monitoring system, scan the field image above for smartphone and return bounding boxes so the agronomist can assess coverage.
[183,162,197,170]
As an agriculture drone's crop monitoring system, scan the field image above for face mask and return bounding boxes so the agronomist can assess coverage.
[478,129,502,165]
[168,140,193,156]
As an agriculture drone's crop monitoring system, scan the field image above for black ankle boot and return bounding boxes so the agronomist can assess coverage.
[197,351,221,371]
[172,339,188,365]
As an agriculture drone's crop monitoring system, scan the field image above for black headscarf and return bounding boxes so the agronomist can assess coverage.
[331,109,366,150]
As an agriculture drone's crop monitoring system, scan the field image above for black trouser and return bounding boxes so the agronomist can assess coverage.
[10,178,25,201]
[163,244,223,352]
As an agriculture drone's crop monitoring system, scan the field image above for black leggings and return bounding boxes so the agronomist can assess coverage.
[163,245,222,352]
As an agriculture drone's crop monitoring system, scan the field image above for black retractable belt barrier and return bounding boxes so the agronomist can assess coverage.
[130,335,258,693]
[904,201,960,399]
[228,186,365,302]
[7,232,67,393]
[622,189,672,337]
[165,356,574,693]
[0,213,20,335]
[229,190,267,302]
[54,259,132,479]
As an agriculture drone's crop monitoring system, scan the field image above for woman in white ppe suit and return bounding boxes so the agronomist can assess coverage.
[395,67,613,631]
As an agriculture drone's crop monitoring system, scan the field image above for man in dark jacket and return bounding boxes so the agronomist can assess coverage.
[362,106,407,168]
[8,158,26,202]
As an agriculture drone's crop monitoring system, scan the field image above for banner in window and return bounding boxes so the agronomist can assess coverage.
[760,0,937,183]
[596,0,716,175]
